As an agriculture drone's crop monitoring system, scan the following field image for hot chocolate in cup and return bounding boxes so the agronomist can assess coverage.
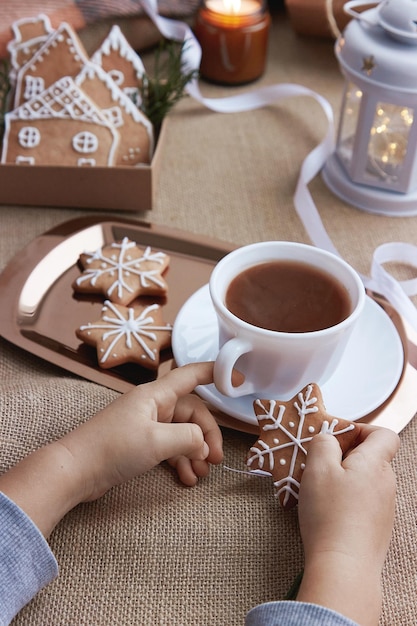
[209,241,366,398]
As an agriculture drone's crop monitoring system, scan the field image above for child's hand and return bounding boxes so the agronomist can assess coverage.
[63,362,223,502]
[296,424,400,626]
[0,362,222,538]
[299,424,399,567]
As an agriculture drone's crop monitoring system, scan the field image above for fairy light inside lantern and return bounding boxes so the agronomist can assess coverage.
[322,0,417,216]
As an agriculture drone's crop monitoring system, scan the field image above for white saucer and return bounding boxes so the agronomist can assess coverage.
[172,284,404,424]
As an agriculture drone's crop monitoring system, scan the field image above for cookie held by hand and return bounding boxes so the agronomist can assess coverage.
[73,237,170,305]
[76,300,172,370]
[246,383,358,509]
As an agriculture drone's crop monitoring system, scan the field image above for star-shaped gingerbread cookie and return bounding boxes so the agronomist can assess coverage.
[73,237,170,305]
[76,300,172,370]
[246,383,358,509]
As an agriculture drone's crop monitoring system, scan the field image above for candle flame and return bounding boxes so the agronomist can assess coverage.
[222,0,242,13]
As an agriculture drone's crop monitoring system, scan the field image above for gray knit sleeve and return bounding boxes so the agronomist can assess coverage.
[0,491,58,625]
[246,600,360,626]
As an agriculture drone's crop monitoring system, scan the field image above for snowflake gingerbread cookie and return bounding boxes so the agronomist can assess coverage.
[76,300,172,370]
[73,237,170,305]
[246,384,358,509]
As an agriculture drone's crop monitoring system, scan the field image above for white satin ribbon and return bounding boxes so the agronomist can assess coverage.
[369,243,417,330]
[140,0,417,333]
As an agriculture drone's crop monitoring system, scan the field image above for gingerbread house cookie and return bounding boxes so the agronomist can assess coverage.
[76,300,172,370]
[73,237,170,305]
[12,22,91,109]
[3,15,155,169]
[75,63,153,165]
[90,25,145,104]
[247,383,358,509]
[1,76,119,167]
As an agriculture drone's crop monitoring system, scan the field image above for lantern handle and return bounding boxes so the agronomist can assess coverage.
[343,0,381,25]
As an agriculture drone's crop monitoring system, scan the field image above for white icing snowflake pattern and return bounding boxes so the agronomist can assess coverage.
[75,237,168,302]
[247,384,355,508]
[79,300,172,364]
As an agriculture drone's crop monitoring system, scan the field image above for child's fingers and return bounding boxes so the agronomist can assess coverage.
[304,426,399,485]
[343,426,400,467]
[155,361,243,396]
[304,432,344,473]
[153,421,209,466]
[141,362,215,410]
[167,456,210,486]
[189,458,211,478]
[139,363,243,425]
[167,456,211,486]
[173,394,224,464]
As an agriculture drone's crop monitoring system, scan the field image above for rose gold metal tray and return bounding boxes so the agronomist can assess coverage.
[0,216,415,434]
[0,216,232,392]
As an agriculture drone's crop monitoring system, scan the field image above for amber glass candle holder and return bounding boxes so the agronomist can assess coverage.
[194,0,271,85]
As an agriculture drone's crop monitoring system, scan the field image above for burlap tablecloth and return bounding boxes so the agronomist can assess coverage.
[1,8,417,625]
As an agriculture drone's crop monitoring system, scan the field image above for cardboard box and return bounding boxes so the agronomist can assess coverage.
[285,0,352,38]
[0,118,166,212]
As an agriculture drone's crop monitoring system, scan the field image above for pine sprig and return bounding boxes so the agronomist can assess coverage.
[138,40,199,134]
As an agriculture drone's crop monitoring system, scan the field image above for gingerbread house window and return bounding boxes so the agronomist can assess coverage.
[103,106,123,128]
[78,158,96,166]
[72,131,98,154]
[108,69,124,86]
[16,155,35,165]
[24,76,45,100]
[18,126,41,148]
[124,86,140,103]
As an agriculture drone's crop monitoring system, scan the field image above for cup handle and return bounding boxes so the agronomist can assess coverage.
[213,337,254,397]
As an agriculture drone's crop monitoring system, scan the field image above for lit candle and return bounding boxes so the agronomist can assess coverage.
[194,0,271,85]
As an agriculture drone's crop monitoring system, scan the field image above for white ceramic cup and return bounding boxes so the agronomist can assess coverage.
[210,241,366,398]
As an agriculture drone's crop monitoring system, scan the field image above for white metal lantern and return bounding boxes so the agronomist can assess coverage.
[322,0,417,216]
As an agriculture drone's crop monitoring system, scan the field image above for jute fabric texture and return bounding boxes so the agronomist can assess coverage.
[1,10,416,626]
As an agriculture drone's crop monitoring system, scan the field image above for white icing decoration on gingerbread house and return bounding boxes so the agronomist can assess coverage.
[7,14,55,82]
[23,75,45,100]
[90,25,145,104]
[0,76,119,167]
[72,131,99,154]
[18,127,40,148]
[16,156,35,165]
[75,62,154,165]
[13,22,91,109]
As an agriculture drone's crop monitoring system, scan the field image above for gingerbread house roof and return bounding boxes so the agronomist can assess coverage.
[11,76,112,125]
[13,22,90,108]
[76,62,152,127]
[90,25,145,102]
[75,63,154,164]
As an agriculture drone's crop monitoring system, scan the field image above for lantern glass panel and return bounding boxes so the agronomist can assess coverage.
[337,82,362,171]
[365,103,414,185]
